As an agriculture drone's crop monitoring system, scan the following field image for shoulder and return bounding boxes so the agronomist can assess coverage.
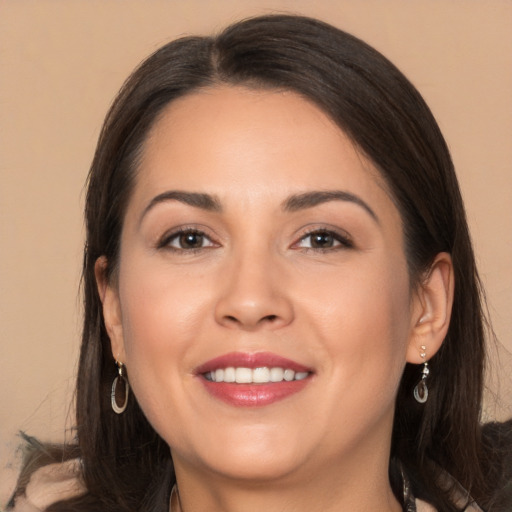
[481,419,512,510]
[9,458,85,512]
[416,498,437,511]
[415,497,483,511]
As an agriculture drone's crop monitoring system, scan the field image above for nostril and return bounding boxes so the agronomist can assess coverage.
[223,314,278,325]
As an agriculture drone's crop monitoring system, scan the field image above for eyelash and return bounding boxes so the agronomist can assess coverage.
[293,228,354,251]
[157,227,354,254]
[157,228,217,252]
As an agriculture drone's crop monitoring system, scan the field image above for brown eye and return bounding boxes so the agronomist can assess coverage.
[295,229,353,251]
[178,232,204,249]
[160,229,216,251]
[310,232,336,248]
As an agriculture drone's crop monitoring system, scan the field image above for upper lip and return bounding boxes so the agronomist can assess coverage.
[195,351,312,375]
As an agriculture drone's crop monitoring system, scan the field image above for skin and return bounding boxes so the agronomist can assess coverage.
[97,86,454,512]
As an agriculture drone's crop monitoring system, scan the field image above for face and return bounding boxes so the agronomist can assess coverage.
[102,86,424,486]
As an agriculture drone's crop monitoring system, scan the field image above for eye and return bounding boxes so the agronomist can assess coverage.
[159,229,217,251]
[294,229,353,250]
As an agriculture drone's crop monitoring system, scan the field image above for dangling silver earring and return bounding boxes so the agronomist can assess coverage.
[111,361,130,414]
[413,345,429,404]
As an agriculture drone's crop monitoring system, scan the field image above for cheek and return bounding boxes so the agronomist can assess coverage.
[119,258,211,352]
[115,259,214,418]
[303,258,412,398]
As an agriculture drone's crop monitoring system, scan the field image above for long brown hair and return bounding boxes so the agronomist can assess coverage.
[12,14,510,512]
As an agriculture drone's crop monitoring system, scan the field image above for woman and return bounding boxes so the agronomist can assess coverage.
[8,14,511,512]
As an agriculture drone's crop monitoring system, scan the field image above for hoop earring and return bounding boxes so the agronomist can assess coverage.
[413,345,429,404]
[111,361,130,414]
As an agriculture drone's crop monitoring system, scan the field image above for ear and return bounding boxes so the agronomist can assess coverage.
[406,252,454,363]
[95,256,126,363]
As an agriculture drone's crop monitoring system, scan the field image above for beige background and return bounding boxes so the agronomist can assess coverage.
[1,0,511,504]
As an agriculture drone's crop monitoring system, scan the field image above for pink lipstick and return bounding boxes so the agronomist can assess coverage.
[195,352,313,407]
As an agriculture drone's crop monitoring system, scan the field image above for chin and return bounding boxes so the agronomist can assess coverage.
[202,451,304,484]
[171,425,311,484]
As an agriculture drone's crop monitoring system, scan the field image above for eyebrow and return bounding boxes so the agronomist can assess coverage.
[282,190,378,223]
[140,189,378,224]
[140,191,222,224]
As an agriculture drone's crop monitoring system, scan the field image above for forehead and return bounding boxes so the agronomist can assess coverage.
[121,85,406,264]
[138,86,389,196]
[123,86,401,241]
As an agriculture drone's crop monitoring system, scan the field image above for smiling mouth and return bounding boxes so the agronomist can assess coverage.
[196,352,313,406]
[204,367,310,384]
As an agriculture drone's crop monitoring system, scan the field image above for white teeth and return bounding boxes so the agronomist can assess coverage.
[283,369,295,381]
[269,367,284,382]
[253,367,270,383]
[223,367,235,382]
[235,367,252,383]
[206,367,309,384]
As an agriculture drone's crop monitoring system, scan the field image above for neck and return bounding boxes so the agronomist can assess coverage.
[172,483,401,512]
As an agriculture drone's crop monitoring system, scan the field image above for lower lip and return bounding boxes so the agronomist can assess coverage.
[200,378,310,407]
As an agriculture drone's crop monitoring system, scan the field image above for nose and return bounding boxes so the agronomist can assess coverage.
[214,250,294,331]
